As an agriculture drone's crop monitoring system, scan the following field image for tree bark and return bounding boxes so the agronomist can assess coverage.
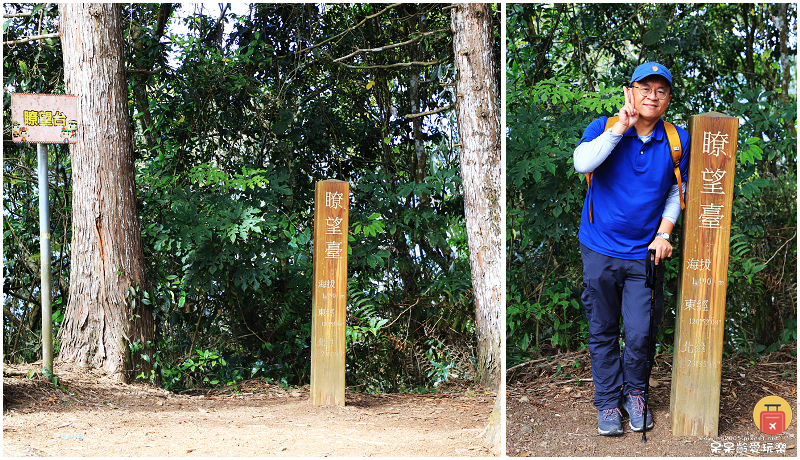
[452,4,502,454]
[58,3,153,383]
[452,1,501,390]
[772,3,792,102]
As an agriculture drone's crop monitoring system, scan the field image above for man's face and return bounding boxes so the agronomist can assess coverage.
[632,76,671,121]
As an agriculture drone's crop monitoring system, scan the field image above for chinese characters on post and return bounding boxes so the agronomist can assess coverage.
[702,131,730,158]
[325,191,344,209]
[11,94,78,144]
[700,168,726,195]
[671,113,739,437]
[311,181,349,407]
[699,203,725,229]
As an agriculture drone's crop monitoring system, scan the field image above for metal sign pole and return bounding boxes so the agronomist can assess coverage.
[38,143,53,376]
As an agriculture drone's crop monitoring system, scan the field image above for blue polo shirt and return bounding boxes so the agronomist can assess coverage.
[578,116,690,260]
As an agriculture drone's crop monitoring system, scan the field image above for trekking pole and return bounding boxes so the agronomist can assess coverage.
[643,248,657,442]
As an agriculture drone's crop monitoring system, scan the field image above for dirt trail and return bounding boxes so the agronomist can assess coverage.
[506,347,797,457]
[3,362,496,457]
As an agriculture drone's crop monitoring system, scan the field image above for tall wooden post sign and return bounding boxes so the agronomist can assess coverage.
[670,112,739,436]
[311,180,349,406]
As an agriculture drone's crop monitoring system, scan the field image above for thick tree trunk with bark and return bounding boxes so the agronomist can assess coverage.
[452,2,501,391]
[452,4,502,454]
[58,3,153,383]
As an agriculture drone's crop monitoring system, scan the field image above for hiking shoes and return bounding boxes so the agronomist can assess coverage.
[623,390,654,431]
[597,408,623,436]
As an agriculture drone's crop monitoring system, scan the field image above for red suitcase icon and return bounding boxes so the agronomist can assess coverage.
[760,404,786,434]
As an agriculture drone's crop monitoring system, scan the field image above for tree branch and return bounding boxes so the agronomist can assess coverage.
[763,231,796,267]
[337,58,447,70]
[3,33,59,46]
[126,67,164,75]
[280,3,404,58]
[36,5,45,48]
[404,103,454,120]
[333,28,450,62]
[3,304,23,327]
[3,288,40,310]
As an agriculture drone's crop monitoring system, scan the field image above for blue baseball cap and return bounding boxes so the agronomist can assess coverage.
[630,62,673,87]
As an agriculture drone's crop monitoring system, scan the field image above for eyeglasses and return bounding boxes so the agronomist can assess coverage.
[632,85,670,100]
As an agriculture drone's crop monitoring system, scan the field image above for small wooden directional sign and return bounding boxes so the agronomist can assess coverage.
[670,112,739,437]
[310,180,349,406]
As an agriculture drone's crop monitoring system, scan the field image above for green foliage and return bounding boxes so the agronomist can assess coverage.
[180,349,233,387]
[425,339,457,387]
[507,3,796,365]
[506,73,618,362]
[4,4,486,393]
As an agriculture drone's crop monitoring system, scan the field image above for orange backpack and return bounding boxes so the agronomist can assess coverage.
[585,116,685,223]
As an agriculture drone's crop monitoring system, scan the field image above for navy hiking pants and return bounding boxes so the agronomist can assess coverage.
[580,244,664,410]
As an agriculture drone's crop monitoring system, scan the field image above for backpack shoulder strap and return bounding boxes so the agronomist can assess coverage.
[585,116,621,223]
[662,121,685,210]
[662,121,682,165]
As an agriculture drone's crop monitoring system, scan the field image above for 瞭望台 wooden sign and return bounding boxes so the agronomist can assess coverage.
[670,112,739,437]
[310,180,349,406]
[10,93,78,144]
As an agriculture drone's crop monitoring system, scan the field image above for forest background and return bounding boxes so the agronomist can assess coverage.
[507,3,797,367]
[3,3,500,393]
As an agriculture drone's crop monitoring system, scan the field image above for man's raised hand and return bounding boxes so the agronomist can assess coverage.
[612,86,638,134]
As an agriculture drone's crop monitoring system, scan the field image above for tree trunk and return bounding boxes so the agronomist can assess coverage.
[408,13,430,209]
[452,3,503,454]
[58,3,153,383]
[772,4,793,106]
[452,4,502,454]
[452,1,501,390]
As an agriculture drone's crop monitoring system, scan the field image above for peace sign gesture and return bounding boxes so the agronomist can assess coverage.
[612,86,639,134]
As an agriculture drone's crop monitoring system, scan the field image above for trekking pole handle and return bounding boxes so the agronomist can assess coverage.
[645,249,657,289]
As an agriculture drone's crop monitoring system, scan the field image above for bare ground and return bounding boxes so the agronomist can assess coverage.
[507,346,797,457]
[3,361,496,457]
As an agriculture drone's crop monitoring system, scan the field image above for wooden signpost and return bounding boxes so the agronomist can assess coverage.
[670,112,739,436]
[310,180,349,406]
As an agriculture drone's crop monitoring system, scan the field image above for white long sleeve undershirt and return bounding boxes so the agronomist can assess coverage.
[574,128,684,225]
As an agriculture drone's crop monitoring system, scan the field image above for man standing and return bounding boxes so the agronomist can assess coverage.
[573,62,690,436]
